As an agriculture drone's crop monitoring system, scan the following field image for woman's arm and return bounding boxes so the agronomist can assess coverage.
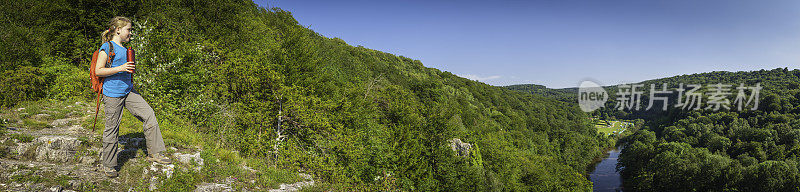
[95,50,134,77]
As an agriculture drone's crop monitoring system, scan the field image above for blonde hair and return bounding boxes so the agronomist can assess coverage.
[101,16,132,42]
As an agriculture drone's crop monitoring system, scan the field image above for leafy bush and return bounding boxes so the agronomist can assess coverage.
[0,66,48,108]
[40,56,92,100]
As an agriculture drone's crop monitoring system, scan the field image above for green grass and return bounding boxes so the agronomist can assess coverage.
[594,120,628,135]
[161,168,200,191]
[21,119,51,129]
[10,133,34,143]
[1,98,87,130]
[11,172,45,184]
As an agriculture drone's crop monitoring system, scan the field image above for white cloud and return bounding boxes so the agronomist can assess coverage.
[459,74,502,81]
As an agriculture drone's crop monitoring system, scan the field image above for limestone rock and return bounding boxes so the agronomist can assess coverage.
[50,117,81,127]
[175,152,204,171]
[268,173,315,192]
[47,185,62,192]
[34,136,82,151]
[194,183,233,192]
[33,114,51,120]
[13,135,83,162]
[150,162,175,178]
[448,138,472,157]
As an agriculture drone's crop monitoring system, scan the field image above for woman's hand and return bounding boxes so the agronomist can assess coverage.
[117,61,135,73]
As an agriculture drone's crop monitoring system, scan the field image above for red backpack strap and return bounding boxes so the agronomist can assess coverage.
[106,41,115,67]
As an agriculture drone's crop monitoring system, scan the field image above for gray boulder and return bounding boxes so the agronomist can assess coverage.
[448,138,472,157]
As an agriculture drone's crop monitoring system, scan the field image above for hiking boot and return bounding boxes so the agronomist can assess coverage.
[102,166,118,178]
[146,152,172,164]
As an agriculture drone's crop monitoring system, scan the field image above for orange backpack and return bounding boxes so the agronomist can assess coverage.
[89,42,114,132]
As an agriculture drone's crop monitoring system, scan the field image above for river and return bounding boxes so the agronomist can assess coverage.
[588,147,623,192]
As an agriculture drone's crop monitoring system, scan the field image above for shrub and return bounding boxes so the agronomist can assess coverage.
[0,66,48,107]
[40,56,92,100]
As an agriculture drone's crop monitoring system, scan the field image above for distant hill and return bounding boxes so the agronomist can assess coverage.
[504,84,578,103]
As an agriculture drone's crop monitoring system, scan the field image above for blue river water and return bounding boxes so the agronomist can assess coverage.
[589,148,623,192]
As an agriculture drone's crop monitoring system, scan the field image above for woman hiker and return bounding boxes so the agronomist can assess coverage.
[94,16,172,178]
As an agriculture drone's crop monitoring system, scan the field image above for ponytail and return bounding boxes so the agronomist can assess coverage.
[101,16,132,43]
[101,28,113,42]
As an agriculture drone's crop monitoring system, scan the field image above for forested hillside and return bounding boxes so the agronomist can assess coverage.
[504,84,577,103]
[0,0,611,190]
[614,68,800,191]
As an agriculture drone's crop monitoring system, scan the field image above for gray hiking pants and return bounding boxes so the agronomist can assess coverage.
[101,91,166,168]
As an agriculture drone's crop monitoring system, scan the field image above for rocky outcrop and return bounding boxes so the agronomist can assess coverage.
[175,152,204,171]
[12,135,95,163]
[0,159,105,191]
[268,173,315,192]
[194,182,233,192]
[49,117,80,127]
[448,138,472,157]
[2,101,314,191]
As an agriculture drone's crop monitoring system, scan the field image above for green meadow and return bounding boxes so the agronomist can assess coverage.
[594,119,628,136]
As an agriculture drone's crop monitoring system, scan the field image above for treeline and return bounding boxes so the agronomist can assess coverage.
[616,68,800,191]
[504,84,577,103]
[0,0,611,190]
[503,83,632,121]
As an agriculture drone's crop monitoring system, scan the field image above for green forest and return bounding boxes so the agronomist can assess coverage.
[506,69,800,191]
[504,84,577,104]
[0,0,614,191]
[614,69,800,191]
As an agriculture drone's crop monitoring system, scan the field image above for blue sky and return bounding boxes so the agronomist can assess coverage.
[257,0,800,88]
